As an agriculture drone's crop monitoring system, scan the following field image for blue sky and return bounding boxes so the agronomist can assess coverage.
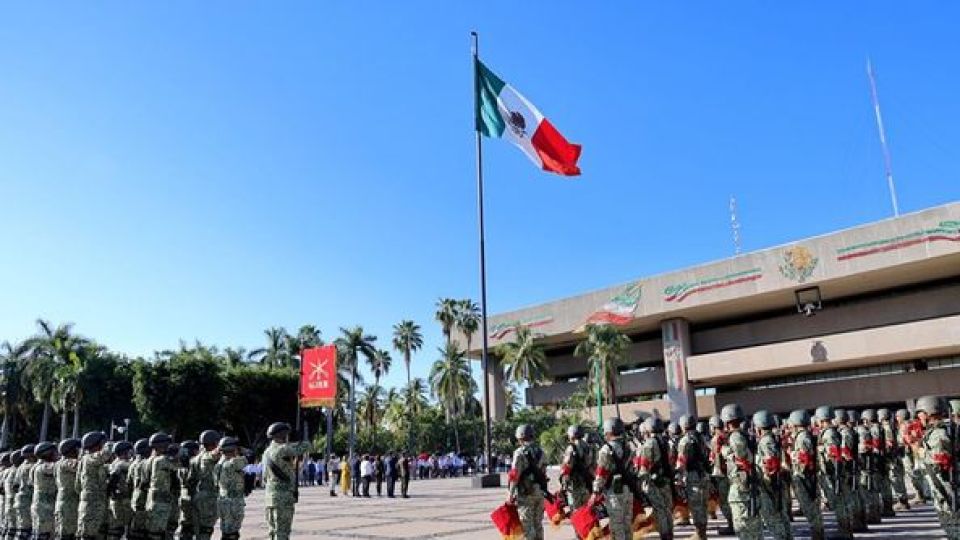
[0,3,957,392]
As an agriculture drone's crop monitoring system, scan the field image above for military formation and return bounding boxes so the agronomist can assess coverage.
[0,421,309,540]
[506,395,960,540]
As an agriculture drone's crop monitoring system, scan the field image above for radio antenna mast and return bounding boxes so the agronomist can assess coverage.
[866,57,900,216]
[729,196,742,255]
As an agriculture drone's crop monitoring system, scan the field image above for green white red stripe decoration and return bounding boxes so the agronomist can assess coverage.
[836,220,960,261]
[584,283,642,326]
[488,315,554,340]
[475,59,582,176]
[663,268,763,303]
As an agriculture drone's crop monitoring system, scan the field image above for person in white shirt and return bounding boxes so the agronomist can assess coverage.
[360,455,374,497]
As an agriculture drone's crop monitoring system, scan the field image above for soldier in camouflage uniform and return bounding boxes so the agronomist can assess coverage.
[751,411,792,540]
[213,437,246,540]
[15,445,37,540]
[719,404,762,540]
[191,431,220,540]
[675,414,709,540]
[587,418,632,540]
[76,432,112,540]
[262,423,310,540]
[835,409,867,533]
[915,396,960,539]
[506,424,547,540]
[127,439,150,540]
[865,409,896,518]
[145,433,175,540]
[786,410,824,540]
[0,453,10,540]
[106,442,132,540]
[30,442,58,540]
[897,408,931,504]
[855,410,882,524]
[558,425,593,512]
[4,450,23,540]
[164,442,181,540]
[708,415,735,535]
[55,439,81,540]
[814,406,853,539]
[635,417,673,540]
[176,441,200,540]
[880,408,910,511]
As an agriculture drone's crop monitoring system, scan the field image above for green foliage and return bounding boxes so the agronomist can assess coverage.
[221,365,298,449]
[132,354,224,439]
[497,325,548,386]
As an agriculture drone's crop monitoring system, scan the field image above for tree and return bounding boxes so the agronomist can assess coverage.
[132,353,224,439]
[574,324,632,416]
[286,325,323,369]
[434,298,459,345]
[367,349,392,387]
[334,326,376,457]
[357,384,384,430]
[391,320,423,387]
[222,347,247,368]
[25,319,90,441]
[429,342,473,453]
[497,325,548,386]
[0,341,29,449]
[248,327,291,369]
[222,365,298,449]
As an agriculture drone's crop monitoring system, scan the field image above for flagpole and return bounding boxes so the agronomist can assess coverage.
[471,30,495,485]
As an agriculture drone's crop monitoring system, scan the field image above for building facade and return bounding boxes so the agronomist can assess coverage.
[474,201,960,422]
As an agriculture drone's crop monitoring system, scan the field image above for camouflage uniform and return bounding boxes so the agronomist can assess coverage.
[838,422,866,531]
[127,455,148,540]
[176,454,195,540]
[855,423,881,524]
[883,418,909,508]
[921,417,960,538]
[15,456,35,540]
[77,446,113,540]
[755,431,792,540]
[722,428,761,539]
[789,427,824,539]
[166,453,180,540]
[899,418,931,502]
[189,450,218,540]
[507,442,547,540]
[676,429,710,536]
[635,433,672,538]
[817,423,853,538]
[262,440,310,540]
[54,456,80,540]
[3,461,18,540]
[146,453,176,540]
[213,453,247,540]
[558,439,593,511]
[709,430,734,529]
[591,436,631,540]
[30,459,57,540]
[106,458,131,540]
[868,420,895,517]
[0,463,6,540]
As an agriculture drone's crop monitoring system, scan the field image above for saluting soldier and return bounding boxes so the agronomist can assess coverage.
[76,432,112,540]
[915,396,960,539]
[558,425,594,512]
[261,422,310,540]
[15,445,37,540]
[213,437,246,540]
[30,442,58,540]
[191,431,221,540]
[54,439,81,540]
[127,439,151,540]
[676,414,710,540]
[505,424,548,540]
[145,433,175,540]
[176,441,200,540]
[786,410,824,540]
[106,442,133,540]
[634,417,673,540]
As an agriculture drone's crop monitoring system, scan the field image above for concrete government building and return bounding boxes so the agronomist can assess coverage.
[471,201,960,422]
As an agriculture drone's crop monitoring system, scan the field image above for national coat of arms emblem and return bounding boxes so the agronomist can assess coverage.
[778,245,819,283]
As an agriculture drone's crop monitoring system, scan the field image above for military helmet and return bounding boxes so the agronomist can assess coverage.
[181,440,200,452]
[133,438,150,457]
[81,431,107,450]
[515,424,534,441]
[34,441,56,458]
[266,422,291,438]
[640,417,658,433]
[20,444,35,457]
[752,409,775,429]
[787,409,809,427]
[165,442,181,457]
[58,438,81,456]
[708,415,722,429]
[877,408,891,421]
[950,399,960,416]
[566,425,583,439]
[678,414,696,431]
[10,450,22,466]
[861,409,877,422]
[667,421,680,436]
[720,403,744,423]
[845,410,857,424]
[833,408,846,422]
[603,417,625,436]
[199,430,221,446]
[113,441,133,456]
[696,421,709,437]
[218,436,239,451]
[915,395,947,417]
[814,405,832,421]
[895,408,910,421]
[149,432,172,448]
[0,453,8,466]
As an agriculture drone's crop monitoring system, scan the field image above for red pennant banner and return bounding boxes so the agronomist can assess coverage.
[300,345,337,408]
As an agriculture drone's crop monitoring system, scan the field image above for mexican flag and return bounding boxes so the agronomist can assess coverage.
[475,59,582,176]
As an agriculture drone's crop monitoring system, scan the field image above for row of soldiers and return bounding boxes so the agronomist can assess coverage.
[0,429,250,540]
[506,395,960,540]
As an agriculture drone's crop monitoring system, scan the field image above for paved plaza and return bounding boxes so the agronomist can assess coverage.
[239,475,948,539]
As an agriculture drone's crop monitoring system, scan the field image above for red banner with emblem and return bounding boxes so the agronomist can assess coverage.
[300,345,337,408]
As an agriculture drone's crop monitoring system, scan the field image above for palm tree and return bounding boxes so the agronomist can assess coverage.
[435,298,459,345]
[403,378,429,417]
[367,349,392,387]
[222,347,247,368]
[497,325,548,386]
[574,324,632,417]
[286,325,323,369]
[382,388,407,431]
[391,320,423,387]
[357,383,384,430]
[0,341,29,448]
[457,299,481,355]
[26,319,89,441]
[429,342,472,453]
[335,326,377,458]
[248,327,290,369]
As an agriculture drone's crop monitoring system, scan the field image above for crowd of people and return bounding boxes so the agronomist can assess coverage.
[504,395,960,540]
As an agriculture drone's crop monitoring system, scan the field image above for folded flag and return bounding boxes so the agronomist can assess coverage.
[490,503,523,540]
[570,505,606,540]
[475,59,582,176]
[545,492,566,526]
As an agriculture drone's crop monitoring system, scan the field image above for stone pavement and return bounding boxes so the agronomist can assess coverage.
[239,476,948,539]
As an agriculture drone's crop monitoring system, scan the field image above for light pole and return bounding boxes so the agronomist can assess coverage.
[123,418,131,441]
